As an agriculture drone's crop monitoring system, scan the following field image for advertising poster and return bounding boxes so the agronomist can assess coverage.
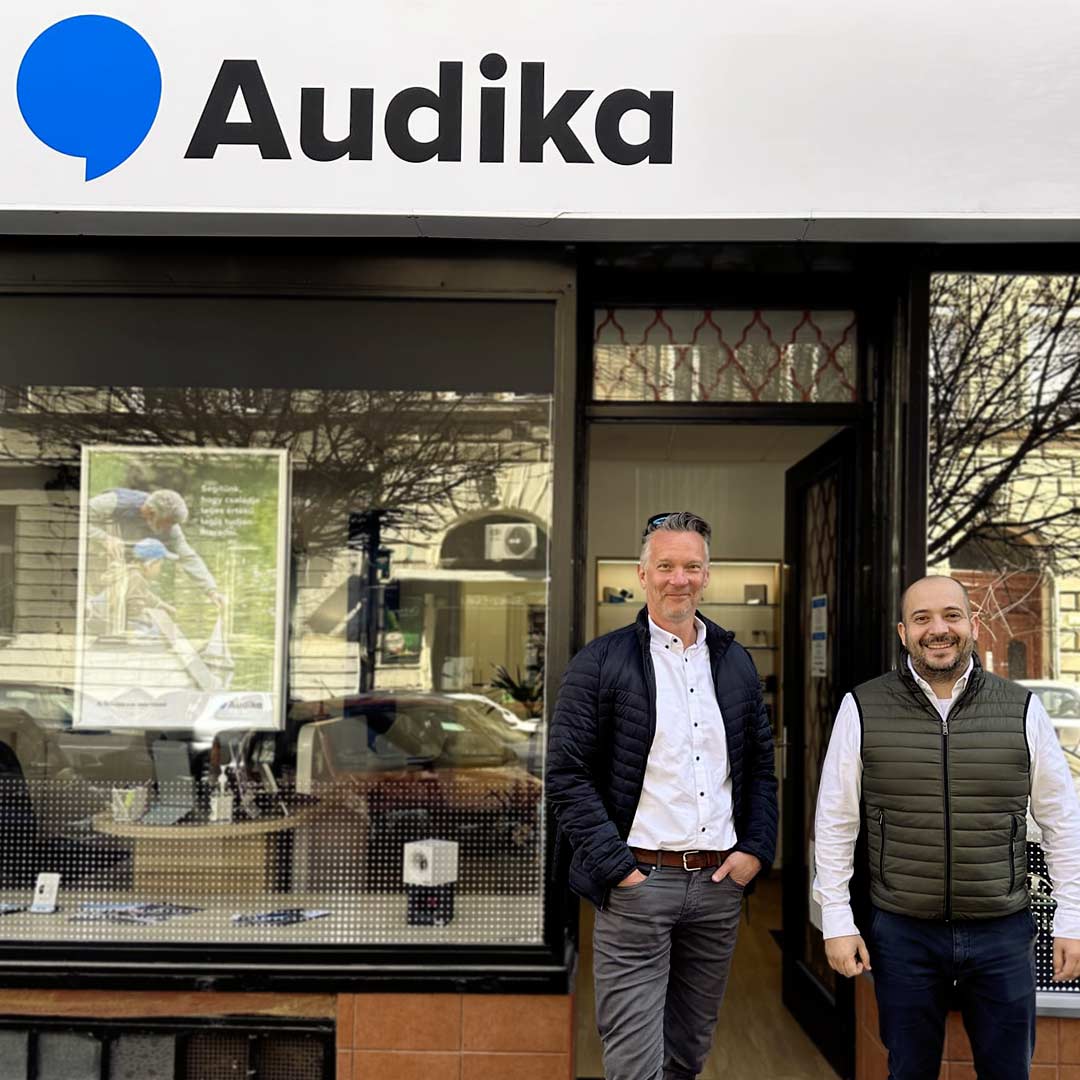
[74,445,289,731]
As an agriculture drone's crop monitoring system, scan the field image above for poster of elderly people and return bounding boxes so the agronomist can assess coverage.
[74,445,289,731]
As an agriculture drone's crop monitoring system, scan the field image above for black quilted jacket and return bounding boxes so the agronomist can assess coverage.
[547,607,778,907]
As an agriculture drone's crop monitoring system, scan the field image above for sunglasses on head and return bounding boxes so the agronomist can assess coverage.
[642,512,675,539]
[641,512,711,544]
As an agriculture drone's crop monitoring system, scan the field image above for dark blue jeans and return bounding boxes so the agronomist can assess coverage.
[870,906,1036,1080]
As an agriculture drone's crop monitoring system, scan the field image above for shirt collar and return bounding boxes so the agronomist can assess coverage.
[907,655,973,702]
[648,614,706,650]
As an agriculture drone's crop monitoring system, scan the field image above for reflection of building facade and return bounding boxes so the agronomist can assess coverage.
[930,277,1080,684]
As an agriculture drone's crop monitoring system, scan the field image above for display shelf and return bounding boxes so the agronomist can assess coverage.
[594,559,782,666]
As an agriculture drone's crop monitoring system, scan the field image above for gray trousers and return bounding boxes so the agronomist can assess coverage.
[593,865,744,1080]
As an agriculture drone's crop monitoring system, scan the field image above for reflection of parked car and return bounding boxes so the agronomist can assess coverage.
[1018,680,1080,751]
[1019,680,1080,804]
[0,683,161,881]
[1018,679,1080,722]
[446,693,541,735]
[253,693,543,888]
[288,693,540,806]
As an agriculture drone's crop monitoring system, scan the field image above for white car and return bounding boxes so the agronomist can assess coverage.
[446,692,541,736]
[1018,680,1080,752]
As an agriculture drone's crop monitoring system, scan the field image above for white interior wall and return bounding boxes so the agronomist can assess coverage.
[585,425,840,637]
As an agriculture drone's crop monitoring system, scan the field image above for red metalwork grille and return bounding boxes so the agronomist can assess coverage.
[593,308,858,403]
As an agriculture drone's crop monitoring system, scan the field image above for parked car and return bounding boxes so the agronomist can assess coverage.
[1018,679,1080,749]
[220,691,545,889]
[0,683,158,827]
[1018,680,1080,802]
[444,692,543,774]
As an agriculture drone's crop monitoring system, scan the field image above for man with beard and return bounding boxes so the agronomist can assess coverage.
[813,575,1080,1079]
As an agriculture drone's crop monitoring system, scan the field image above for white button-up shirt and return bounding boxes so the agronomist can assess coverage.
[626,615,737,851]
[813,657,1080,940]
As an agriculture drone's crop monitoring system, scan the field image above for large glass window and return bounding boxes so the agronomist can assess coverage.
[0,296,554,951]
[928,272,1080,990]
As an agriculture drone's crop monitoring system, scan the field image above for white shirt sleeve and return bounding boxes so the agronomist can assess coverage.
[812,693,863,940]
[1027,694,1080,940]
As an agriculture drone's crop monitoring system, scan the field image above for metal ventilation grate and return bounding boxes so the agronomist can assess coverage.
[0,1018,333,1080]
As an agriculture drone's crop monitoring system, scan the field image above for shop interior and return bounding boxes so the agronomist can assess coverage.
[576,421,843,1080]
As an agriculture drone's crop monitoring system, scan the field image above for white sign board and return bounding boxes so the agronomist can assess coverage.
[1,1,1080,238]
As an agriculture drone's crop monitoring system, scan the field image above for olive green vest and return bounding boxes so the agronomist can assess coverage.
[854,664,1030,921]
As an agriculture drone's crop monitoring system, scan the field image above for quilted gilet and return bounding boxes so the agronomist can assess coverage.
[547,607,778,907]
[855,664,1030,921]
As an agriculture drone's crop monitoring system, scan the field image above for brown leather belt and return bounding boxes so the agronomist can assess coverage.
[630,847,732,871]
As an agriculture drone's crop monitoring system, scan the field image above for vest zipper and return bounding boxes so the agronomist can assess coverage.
[1010,814,1019,892]
[878,809,888,889]
[941,710,952,920]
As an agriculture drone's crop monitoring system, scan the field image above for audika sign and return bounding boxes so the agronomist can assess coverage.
[3,1,1080,231]
[8,10,674,186]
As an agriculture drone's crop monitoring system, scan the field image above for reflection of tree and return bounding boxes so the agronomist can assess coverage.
[0,388,545,554]
[930,274,1080,572]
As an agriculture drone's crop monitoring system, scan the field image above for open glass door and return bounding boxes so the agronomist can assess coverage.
[782,427,859,1079]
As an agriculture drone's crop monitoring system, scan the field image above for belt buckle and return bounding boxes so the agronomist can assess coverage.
[681,851,702,872]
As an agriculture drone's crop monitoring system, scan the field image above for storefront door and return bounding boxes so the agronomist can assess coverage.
[782,427,860,1079]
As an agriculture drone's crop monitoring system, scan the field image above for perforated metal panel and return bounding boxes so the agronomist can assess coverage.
[1028,841,1080,993]
[0,776,544,947]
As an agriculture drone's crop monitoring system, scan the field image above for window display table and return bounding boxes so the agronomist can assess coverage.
[92,811,302,898]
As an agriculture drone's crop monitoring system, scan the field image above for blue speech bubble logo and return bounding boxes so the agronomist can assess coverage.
[17,15,162,181]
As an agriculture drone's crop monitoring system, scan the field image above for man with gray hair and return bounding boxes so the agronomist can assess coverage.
[548,511,778,1080]
[88,486,223,608]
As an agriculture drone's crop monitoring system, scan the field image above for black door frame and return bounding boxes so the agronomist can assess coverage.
[576,245,930,1078]
[781,427,860,1078]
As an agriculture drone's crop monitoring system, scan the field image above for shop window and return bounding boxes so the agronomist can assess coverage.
[928,271,1080,992]
[0,295,554,954]
[593,307,858,402]
[0,508,14,634]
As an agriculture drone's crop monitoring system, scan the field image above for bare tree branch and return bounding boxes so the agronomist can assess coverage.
[0,388,547,556]
[929,273,1080,572]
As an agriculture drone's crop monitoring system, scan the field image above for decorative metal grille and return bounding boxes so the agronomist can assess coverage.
[593,308,858,403]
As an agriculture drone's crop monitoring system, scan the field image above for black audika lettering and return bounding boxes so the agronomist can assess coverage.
[300,88,374,161]
[479,52,507,163]
[595,89,673,165]
[519,62,592,164]
[185,60,290,159]
[384,61,463,163]
[185,57,674,166]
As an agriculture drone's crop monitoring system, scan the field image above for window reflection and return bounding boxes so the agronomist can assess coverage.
[0,384,551,945]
